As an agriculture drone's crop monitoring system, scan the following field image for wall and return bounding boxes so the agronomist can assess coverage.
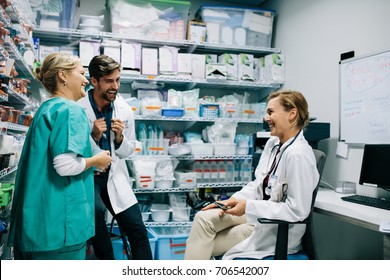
[260,0,390,259]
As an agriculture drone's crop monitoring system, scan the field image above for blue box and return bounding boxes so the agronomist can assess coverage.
[162,108,184,117]
[110,226,158,260]
[148,227,191,260]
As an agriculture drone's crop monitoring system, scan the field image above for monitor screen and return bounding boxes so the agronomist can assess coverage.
[359,144,390,189]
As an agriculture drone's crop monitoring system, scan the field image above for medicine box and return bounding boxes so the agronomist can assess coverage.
[109,0,191,40]
[196,5,275,48]
[264,53,285,83]
[148,227,191,260]
[110,226,158,259]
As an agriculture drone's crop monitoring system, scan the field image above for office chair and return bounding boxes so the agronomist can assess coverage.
[258,149,327,260]
[109,217,132,260]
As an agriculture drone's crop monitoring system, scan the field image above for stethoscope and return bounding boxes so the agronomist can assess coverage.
[263,130,301,195]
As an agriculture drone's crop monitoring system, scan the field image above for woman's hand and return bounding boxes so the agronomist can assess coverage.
[93,150,112,171]
[224,198,247,217]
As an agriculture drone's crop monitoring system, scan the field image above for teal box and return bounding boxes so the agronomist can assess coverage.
[148,227,191,260]
[111,226,158,260]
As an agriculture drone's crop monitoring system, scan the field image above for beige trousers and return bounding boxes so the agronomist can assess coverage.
[184,209,254,260]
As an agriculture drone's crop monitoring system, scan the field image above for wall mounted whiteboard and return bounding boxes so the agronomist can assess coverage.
[340,50,390,144]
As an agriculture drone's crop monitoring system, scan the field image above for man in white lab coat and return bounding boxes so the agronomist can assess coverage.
[78,55,152,260]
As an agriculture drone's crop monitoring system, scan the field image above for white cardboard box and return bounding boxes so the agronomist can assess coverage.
[191,54,206,79]
[79,40,100,66]
[121,41,141,73]
[142,48,158,76]
[159,46,178,75]
[238,53,254,81]
[218,53,238,80]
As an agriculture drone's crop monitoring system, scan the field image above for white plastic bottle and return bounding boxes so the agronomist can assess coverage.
[225,159,234,182]
[192,160,203,183]
[217,160,226,182]
[202,160,211,183]
[234,159,241,181]
[210,160,218,183]
[240,159,252,182]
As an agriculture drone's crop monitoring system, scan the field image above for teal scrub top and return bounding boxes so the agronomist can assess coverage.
[8,97,95,252]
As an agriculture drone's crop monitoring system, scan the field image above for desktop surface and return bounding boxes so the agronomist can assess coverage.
[315,187,389,231]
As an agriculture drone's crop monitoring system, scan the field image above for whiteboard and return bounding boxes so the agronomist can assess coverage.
[340,50,390,144]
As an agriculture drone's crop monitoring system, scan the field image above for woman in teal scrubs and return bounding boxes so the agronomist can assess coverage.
[7,53,112,260]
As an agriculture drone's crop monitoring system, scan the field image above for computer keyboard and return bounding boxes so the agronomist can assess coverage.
[341,194,390,211]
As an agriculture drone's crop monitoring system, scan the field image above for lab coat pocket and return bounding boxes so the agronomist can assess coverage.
[269,178,288,202]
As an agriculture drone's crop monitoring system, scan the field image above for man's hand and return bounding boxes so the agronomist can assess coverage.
[92,117,107,142]
[111,118,124,145]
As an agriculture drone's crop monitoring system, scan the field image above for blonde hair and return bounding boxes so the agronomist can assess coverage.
[35,52,81,95]
[268,90,310,129]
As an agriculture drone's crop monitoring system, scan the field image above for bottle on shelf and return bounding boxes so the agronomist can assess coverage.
[202,160,211,183]
[210,160,218,183]
[234,159,241,182]
[240,159,252,182]
[217,160,226,183]
[225,159,234,182]
[192,160,203,183]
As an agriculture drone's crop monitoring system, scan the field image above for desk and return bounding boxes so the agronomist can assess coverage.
[314,188,390,259]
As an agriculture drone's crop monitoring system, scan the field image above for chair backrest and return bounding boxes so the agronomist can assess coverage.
[301,149,326,259]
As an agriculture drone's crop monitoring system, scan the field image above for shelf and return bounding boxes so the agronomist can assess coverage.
[119,74,282,89]
[3,36,34,79]
[144,221,192,227]
[134,187,197,194]
[33,27,281,55]
[0,165,17,179]
[0,121,29,133]
[128,155,252,160]
[133,182,247,194]
[134,115,264,123]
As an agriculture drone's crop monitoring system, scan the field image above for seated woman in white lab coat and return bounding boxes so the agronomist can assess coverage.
[184,90,319,260]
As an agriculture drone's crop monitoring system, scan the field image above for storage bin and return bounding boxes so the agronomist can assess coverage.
[109,0,191,40]
[0,183,14,206]
[196,5,275,48]
[188,143,213,156]
[148,227,191,260]
[150,203,172,222]
[173,171,197,188]
[200,104,219,118]
[171,205,191,222]
[213,143,236,156]
[110,226,158,259]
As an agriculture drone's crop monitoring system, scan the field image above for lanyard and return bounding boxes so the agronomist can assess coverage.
[269,130,301,176]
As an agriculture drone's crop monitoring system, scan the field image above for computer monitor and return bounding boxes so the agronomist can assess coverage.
[359,144,390,190]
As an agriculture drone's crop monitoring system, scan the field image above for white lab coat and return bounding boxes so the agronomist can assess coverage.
[78,94,138,214]
[223,131,319,260]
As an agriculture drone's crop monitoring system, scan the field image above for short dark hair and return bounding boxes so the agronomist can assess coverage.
[88,55,121,80]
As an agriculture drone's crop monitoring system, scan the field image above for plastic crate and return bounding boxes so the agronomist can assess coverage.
[148,227,191,260]
[0,183,14,206]
[110,226,158,260]
[109,0,191,40]
[196,5,275,48]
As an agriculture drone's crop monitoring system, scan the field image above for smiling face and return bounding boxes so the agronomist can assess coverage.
[91,68,121,106]
[65,64,89,101]
[264,96,298,144]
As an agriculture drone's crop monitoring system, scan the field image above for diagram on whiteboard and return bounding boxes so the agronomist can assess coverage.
[340,50,390,144]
